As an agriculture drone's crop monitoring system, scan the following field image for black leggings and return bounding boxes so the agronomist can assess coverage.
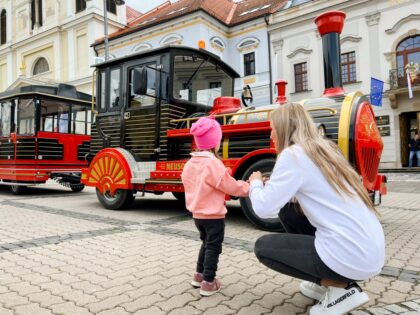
[254,203,352,285]
[194,218,225,282]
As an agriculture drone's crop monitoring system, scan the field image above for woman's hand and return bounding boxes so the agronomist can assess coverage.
[249,171,263,182]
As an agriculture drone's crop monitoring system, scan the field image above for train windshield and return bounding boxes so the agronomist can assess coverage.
[172,54,234,107]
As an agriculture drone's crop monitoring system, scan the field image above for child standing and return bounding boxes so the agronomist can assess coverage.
[181,116,249,296]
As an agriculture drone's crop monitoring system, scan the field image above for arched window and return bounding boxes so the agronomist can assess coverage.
[210,37,225,52]
[33,58,49,75]
[0,10,6,45]
[160,34,183,45]
[133,43,152,53]
[237,37,260,51]
[396,35,420,70]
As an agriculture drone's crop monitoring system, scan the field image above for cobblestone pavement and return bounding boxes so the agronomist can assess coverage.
[0,175,419,315]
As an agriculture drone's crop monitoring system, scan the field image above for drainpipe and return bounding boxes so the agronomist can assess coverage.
[264,14,273,103]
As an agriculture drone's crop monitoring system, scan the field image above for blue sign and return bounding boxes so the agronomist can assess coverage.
[370,77,384,106]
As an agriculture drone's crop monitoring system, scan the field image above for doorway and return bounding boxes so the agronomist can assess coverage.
[399,111,419,166]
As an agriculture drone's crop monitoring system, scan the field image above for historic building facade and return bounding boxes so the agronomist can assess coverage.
[269,0,420,168]
[0,0,130,93]
[93,0,286,106]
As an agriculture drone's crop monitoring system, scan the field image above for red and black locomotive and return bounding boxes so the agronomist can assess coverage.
[82,11,386,231]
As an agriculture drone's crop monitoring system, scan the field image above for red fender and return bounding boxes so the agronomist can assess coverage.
[81,148,133,194]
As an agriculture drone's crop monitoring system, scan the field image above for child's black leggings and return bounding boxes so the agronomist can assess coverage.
[194,218,225,282]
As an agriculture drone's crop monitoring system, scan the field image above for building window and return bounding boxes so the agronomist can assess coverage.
[237,37,260,51]
[210,37,225,52]
[133,43,152,53]
[209,82,221,89]
[33,58,49,75]
[31,0,43,29]
[76,0,86,13]
[397,36,420,67]
[244,52,255,76]
[106,0,117,14]
[160,34,183,45]
[341,51,356,84]
[294,62,308,92]
[0,10,6,45]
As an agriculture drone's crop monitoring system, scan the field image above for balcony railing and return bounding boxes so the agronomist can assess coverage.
[389,67,420,90]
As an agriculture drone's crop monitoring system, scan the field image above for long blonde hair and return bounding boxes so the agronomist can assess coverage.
[271,103,377,214]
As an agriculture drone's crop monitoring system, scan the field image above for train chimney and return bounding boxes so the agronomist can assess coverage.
[275,80,288,104]
[315,11,346,97]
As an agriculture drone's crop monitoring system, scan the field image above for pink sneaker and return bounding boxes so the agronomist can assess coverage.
[200,279,221,296]
[191,272,203,288]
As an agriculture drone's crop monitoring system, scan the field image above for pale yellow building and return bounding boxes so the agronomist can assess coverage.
[0,0,128,93]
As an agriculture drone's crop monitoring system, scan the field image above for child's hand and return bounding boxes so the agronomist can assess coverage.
[249,171,263,182]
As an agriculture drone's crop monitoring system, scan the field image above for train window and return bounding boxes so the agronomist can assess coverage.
[128,64,156,108]
[72,105,91,135]
[0,101,12,137]
[173,55,233,107]
[17,99,36,135]
[109,68,121,109]
[40,100,70,133]
[99,70,106,111]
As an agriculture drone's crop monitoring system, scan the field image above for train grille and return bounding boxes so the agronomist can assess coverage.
[124,109,156,160]
[78,141,90,161]
[16,138,36,160]
[160,104,186,160]
[0,140,14,160]
[90,116,121,154]
[38,138,63,160]
[228,134,270,158]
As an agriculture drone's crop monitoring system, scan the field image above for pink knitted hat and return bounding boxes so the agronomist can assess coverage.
[190,116,222,150]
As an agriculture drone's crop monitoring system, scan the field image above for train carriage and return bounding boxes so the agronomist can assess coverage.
[0,84,92,194]
[82,11,387,231]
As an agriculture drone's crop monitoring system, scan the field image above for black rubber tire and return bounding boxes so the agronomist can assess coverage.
[10,185,27,195]
[70,185,85,193]
[172,192,185,203]
[96,189,135,210]
[240,158,285,232]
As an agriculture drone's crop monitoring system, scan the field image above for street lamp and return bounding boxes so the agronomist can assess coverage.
[85,0,126,61]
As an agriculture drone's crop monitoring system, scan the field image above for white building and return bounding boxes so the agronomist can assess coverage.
[269,0,420,168]
[93,0,286,106]
[0,0,131,94]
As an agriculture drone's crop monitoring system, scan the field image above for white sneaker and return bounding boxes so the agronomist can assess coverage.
[310,282,369,315]
[300,281,328,301]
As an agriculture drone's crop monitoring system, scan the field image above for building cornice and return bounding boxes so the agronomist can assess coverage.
[385,14,420,34]
[287,48,312,58]
[340,35,362,44]
[10,27,61,50]
[268,0,369,32]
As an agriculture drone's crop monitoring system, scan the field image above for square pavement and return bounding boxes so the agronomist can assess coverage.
[0,174,419,314]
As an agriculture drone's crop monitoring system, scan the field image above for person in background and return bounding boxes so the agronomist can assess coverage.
[408,132,420,167]
[248,103,385,315]
[181,116,249,296]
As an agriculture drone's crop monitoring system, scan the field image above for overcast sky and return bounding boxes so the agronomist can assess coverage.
[125,0,170,13]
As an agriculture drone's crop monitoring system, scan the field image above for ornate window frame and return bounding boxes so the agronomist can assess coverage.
[32,57,50,76]
[160,33,183,46]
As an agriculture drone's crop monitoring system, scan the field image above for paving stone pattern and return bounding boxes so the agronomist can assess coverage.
[0,176,418,315]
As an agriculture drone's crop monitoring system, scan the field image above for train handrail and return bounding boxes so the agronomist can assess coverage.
[170,107,337,129]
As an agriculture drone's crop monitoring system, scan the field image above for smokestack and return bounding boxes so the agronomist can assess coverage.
[275,80,288,104]
[315,11,346,97]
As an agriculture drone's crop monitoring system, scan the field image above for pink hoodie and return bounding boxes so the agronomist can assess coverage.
[181,152,249,219]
